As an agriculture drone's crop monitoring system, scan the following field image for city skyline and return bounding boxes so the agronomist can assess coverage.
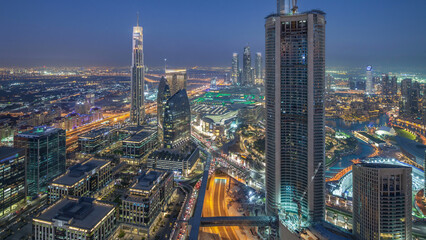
[1,0,426,70]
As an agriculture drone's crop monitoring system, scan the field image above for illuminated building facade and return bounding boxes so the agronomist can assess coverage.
[130,19,145,126]
[33,197,117,240]
[365,66,373,94]
[48,159,112,204]
[78,127,118,154]
[148,146,200,177]
[353,163,412,240]
[121,170,174,236]
[242,45,252,86]
[0,147,26,218]
[15,126,66,197]
[157,77,171,146]
[231,53,239,85]
[165,69,187,96]
[121,129,158,165]
[163,89,191,149]
[255,52,263,85]
[265,0,326,227]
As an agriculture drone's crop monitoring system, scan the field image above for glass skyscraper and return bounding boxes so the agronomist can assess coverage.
[157,76,171,146]
[0,147,26,218]
[231,53,239,85]
[130,19,145,126]
[14,127,66,197]
[242,45,252,86]
[265,1,326,228]
[165,69,187,96]
[163,89,191,149]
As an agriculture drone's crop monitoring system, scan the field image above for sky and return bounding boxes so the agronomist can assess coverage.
[1,0,426,70]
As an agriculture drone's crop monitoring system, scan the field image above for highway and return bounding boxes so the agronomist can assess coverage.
[201,174,239,240]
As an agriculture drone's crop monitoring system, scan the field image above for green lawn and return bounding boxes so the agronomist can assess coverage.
[395,127,417,141]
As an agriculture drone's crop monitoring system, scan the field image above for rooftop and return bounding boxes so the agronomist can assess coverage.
[357,162,412,169]
[79,127,113,139]
[123,129,156,143]
[16,126,63,139]
[131,170,165,192]
[0,147,25,163]
[34,197,115,231]
[51,159,109,186]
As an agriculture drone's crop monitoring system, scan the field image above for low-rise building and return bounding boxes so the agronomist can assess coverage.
[121,129,157,166]
[48,159,112,204]
[33,197,117,240]
[78,127,118,154]
[121,170,174,236]
[148,146,200,177]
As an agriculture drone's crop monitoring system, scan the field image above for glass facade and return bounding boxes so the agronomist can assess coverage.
[157,76,171,146]
[130,24,145,126]
[15,127,66,197]
[163,89,191,149]
[265,11,326,226]
[0,147,25,218]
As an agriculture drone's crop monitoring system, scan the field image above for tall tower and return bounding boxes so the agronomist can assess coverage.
[242,45,252,86]
[157,77,171,146]
[255,52,263,84]
[265,0,326,228]
[130,16,145,126]
[165,69,187,96]
[231,53,239,85]
[366,66,373,95]
[353,163,412,240]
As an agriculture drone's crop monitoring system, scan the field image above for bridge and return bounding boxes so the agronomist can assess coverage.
[200,216,278,227]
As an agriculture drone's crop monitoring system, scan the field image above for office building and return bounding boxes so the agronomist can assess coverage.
[390,76,398,96]
[33,197,117,240]
[15,126,66,197]
[163,89,191,149]
[148,146,200,177]
[122,129,158,165]
[0,147,26,218]
[48,159,112,204]
[157,77,171,145]
[121,170,174,236]
[165,69,187,95]
[353,163,412,240]
[130,18,145,126]
[366,66,373,94]
[231,53,239,85]
[242,45,252,86]
[265,0,326,228]
[255,52,263,85]
[382,74,390,96]
[78,127,118,154]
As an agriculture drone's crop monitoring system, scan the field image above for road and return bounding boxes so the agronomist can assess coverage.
[200,174,240,240]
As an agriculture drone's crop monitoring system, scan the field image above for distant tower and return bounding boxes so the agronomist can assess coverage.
[130,15,145,126]
[242,46,252,86]
[231,53,239,85]
[165,69,187,96]
[255,52,263,85]
[157,77,171,146]
[353,163,412,240]
[265,0,326,227]
[366,66,373,95]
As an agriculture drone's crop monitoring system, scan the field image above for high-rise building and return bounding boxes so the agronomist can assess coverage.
[163,89,191,149]
[390,76,398,96]
[411,81,421,114]
[400,78,412,115]
[231,53,239,85]
[255,52,263,82]
[157,77,171,146]
[353,163,412,240]
[365,66,373,94]
[242,45,252,86]
[382,74,390,96]
[130,18,145,126]
[165,69,187,96]
[33,197,117,240]
[15,126,66,197]
[0,147,26,218]
[265,0,326,228]
[326,74,334,93]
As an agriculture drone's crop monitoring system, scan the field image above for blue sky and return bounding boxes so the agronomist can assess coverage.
[1,0,425,70]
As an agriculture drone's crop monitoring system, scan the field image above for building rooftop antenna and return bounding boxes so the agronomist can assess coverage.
[136,11,139,26]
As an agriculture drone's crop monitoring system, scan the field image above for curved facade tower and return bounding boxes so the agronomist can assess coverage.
[265,0,326,228]
[130,20,145,126]
[157,76,171,146]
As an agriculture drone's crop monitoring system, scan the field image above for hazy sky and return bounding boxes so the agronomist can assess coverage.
[1,0,425,70]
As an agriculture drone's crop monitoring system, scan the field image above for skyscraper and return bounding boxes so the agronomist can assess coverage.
[130,18,145,126]
[366,66,373,95]
[165,69,187,96]
[157,76,171,145]
[255,52,263,81]
[353,163,412,240]
[14,126,66,197]
[390,76,398,96]
[382,74,390,96]
[231,53,239,85]
[242,45,252,86]
[163,89,191,149]
[400,78,413,115]
[265,0,326,228]
[0,147,25,218]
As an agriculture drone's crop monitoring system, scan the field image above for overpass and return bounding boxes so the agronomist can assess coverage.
[200,216,277,227]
